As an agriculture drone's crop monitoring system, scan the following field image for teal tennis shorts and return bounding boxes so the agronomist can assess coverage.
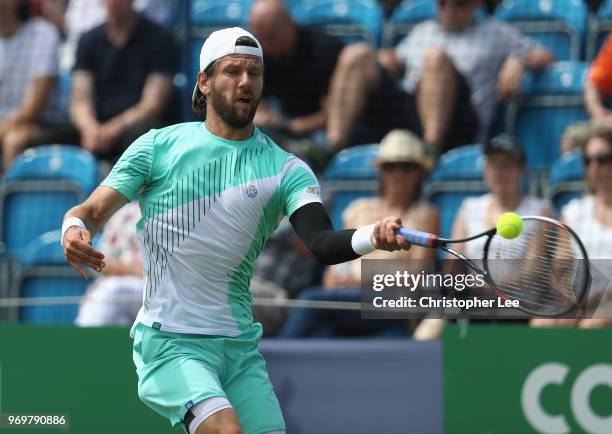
[133,322,286,433]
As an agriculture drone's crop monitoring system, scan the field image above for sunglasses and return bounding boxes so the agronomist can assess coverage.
[438,0,473,7]
[381,162,422,171]
[584,153,612,166]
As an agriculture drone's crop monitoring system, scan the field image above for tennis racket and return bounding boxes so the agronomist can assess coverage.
[397,216,591,317]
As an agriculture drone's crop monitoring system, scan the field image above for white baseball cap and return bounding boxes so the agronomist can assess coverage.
[192,27,264,103]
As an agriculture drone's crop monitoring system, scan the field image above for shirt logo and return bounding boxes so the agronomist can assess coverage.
[245,185,258,198]
[306,186,320,196]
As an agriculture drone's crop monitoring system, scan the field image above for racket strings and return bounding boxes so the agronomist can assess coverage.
[486,219,586,315]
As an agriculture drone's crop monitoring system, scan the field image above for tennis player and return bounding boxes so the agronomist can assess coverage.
[61,27,410,434]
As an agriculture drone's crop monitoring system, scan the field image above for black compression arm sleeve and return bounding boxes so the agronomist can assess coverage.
[289,202,360,265]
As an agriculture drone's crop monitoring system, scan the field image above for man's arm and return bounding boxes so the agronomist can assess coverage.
[7,76,58,124]
[497,49,554,100]
[0,76,57,139]
[105,73,173,130]
[585,81,612,119]
[288,106,328,135]
[62,186,129,278]
[70,70,98,131]
[523,47,555,71]
[96,73,173,150]
[289,203,410,265]
[70,70,101,152]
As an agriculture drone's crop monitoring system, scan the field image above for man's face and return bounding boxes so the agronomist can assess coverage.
[484,151,524,196]
[104,0,134,20]
[585,137,612,194]
[437,0,480,32]
[250,16,293,58]
[202,55,264,129]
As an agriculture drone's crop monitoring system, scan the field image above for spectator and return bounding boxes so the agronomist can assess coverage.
[277,130,439,337]
[29,0,67,35]
[585,34,612,120]
[325,0,554,152]
[535,130,612,328]
[413,134,555,339]
[67,0,177,162]
[560,118,612,154]
[451,134,551,258]
[249,0,345,143]
[75,202,143,326]
[65,0,173,46]
[0,0,63,169]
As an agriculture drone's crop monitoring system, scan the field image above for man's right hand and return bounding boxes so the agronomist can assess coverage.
[63,226,105,279]
[80,123,101,154]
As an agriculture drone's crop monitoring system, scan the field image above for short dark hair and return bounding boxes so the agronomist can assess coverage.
[192,62,217,115]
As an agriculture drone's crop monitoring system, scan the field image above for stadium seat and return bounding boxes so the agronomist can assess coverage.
[189,0,253,37]
[292,0,385,47]
[546,150,585,213]
[505,61,589,171]
[322,144,379,229]
[423,145,488,238]
[494,0,588,61]
[16,231,88,325]
[0,146,98,257]
[387,0,437,46]
[586,0,612,59]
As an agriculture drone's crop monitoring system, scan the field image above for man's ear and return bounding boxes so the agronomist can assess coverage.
[198,71,212,97]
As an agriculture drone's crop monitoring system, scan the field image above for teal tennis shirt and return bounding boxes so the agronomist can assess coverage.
[101,122,322,336]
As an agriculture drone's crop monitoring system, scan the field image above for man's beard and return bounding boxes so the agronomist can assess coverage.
[210,87,259,129]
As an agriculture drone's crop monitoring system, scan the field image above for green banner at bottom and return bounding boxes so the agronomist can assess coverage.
[0,326,170,434]
[444,325,612,434]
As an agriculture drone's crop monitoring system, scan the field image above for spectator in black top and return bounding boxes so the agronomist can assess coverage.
[250,0,345,142]
[69,0,176,160]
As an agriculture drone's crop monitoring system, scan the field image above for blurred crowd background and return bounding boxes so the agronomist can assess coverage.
[1,0,612,337]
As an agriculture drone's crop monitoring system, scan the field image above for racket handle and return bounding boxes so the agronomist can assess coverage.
[397,228,440,248]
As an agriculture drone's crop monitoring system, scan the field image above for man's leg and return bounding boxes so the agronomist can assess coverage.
[189,406,242,434]
[222,326,286,434]
[326,43,382,148]
[416,47,459,151]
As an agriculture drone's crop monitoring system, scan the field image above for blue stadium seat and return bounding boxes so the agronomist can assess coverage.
[16,231,88,325]
[546,150,585,213]
[494,0,588,61]
[0,146,98,257]
[322,144,379,229]
[587,0,612,59]
[387,0,437,46]
[505,61,589,171]
[292,0,385,47]
[190,0,253,36]
[423,145,488,238]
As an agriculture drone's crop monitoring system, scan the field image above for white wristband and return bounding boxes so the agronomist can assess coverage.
[61,217,86,247]
[351,223,376,256]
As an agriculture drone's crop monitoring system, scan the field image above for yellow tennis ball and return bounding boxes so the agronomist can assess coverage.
[496,212,523,239]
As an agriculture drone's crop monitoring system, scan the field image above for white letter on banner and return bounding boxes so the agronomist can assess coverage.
[521,363,570,434]
[571,364,612,434]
